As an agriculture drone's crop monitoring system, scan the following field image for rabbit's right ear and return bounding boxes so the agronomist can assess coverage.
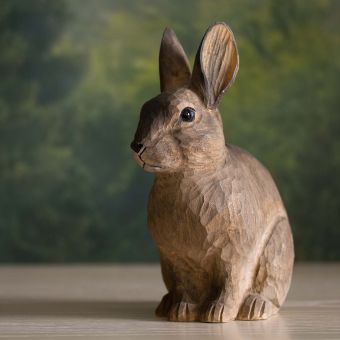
[159,27,191,92]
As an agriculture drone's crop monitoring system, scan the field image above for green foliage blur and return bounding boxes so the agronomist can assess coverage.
[0,0,339,262]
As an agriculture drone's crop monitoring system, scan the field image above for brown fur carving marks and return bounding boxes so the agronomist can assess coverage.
[130,22,294,323]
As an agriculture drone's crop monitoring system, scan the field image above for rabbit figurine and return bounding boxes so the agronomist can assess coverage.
[130,22,294,323]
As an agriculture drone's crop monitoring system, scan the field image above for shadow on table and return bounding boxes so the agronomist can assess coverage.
[0,299,294,339]
[0,298,159,321]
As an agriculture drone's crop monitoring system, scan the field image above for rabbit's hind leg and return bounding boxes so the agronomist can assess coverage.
[155,256,174,318]
[237,293,278,320]
[155,256,175,318]
[155,292,173,317]
[237,218,294,320]
[156,256,199,321]
[156,291,199,321]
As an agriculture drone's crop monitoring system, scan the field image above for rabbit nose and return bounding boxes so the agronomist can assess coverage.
[130,141,144,153]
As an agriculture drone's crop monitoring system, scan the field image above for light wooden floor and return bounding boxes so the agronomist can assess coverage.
[0,264,339,339]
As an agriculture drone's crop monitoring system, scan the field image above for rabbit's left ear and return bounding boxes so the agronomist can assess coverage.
[159,27,191,92]
[190,23,239,108]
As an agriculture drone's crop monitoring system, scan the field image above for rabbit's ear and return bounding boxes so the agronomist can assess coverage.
[190,23,239,108]
[159,27,191,92]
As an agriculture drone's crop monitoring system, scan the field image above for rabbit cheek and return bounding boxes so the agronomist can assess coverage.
[141,135,183,172]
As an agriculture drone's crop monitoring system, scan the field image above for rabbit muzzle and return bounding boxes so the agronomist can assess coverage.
[130,140,163,172]
[131,133,184,173]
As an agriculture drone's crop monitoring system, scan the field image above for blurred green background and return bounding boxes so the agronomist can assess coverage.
[0,0,339,262]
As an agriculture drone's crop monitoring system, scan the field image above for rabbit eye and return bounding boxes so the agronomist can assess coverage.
[180,107,195,122]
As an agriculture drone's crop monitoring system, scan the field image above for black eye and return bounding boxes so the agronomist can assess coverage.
[180,107,195,122]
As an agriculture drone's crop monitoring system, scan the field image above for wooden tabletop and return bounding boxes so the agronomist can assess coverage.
[0,263,339,339]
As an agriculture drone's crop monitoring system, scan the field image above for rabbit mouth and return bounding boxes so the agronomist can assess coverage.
[143,163,163,172]
[133,152,163,172]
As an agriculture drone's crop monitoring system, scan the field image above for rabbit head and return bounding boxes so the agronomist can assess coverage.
[131,23,239,173]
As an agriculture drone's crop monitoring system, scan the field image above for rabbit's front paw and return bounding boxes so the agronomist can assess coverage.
[200,302,233,323]
[237,294,279,320]
[168,300,198,322]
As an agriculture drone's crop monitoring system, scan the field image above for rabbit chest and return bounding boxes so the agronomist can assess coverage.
[148,171,241,267]
[147,155,279,270]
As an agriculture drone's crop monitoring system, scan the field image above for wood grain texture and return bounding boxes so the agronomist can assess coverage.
[191,22,239,107]
[131,22,294,323]
[159,27,191,92]
[0,264,339,339]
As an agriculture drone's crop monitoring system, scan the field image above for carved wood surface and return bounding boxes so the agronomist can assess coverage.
[131,23,294,322]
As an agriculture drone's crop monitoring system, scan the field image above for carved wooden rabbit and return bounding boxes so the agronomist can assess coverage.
[130,23,294,322]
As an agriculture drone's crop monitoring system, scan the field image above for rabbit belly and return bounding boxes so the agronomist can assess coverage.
[147,180,265,306]
[148,145,290,315]
[148,183,228,303]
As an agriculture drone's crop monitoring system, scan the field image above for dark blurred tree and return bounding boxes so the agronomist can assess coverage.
[0,0,339,262]
[0,0,90,261]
